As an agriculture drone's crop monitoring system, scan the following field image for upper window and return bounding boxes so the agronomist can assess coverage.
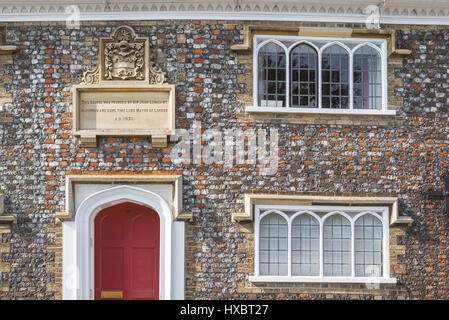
[258,41,286,107]
[254,36,387,112]
[252,205,395,283]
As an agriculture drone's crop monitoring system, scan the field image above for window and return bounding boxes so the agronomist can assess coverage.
[251,205,395,283]
[321,44,349,109]
[290,43,317,108]
[259,213,288,275]
[257,41,286,107]
[353,45,382,110]
[253,36,388,113]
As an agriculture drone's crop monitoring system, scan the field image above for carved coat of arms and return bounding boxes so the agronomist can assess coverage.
[81,25,165,85]
[104,27,145,80]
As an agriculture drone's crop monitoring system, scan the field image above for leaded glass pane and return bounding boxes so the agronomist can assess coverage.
[290,44,318,108]
[258,42,286,107]
[323,215,351,276]
[321,45,349,109]
[259,213,288,275]
[353,45,382,110]
[355,214,383,277]
[291,214,320,276]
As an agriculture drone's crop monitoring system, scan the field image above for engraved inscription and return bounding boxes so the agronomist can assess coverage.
[79,91,170,131]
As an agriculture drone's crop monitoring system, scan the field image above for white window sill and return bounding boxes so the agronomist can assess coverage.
[245,106,396,116]
[248,276,397,284]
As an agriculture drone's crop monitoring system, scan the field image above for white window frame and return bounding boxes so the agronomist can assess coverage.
[250,204,397,284]
[249,35,395,116]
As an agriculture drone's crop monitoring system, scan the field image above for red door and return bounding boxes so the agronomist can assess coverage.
[94,202,160,300]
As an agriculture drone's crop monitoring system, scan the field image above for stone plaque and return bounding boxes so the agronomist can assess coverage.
[72,26,173,147]
[73,85,175,137]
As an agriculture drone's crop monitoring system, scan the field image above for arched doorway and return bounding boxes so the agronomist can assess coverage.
[94,202,160,300]
[67,185,177,300]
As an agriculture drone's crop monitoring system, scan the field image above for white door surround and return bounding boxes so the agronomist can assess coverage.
[62,184,185,300]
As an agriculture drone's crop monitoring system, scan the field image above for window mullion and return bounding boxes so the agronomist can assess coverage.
[351,218,355,278]
[349,50,354,110]
[286,48,290,108]
[253,41,258,107]
[318,49,322,109]
[383,209,388,278]
[255,208,260,277]
[319,218,324,277]
[288,217,292,277]
[382,42,388,111]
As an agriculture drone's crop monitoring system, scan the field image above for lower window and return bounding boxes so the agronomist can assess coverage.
[251,204,396,283]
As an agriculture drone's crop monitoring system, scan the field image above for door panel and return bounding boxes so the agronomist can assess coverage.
[94,202,160,300]
[100,247,124,292]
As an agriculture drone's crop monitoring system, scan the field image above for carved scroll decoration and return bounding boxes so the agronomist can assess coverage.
[81,65,100,85]
[149,63,165,85]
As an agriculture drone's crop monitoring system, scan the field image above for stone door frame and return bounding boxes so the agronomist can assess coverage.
[61,176,185,300]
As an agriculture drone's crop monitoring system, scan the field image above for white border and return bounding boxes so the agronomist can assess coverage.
[62,185,185,300]
[249,204,396,284]
[252,35,390,114]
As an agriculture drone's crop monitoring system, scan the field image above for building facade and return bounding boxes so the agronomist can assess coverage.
[0,0,448,300]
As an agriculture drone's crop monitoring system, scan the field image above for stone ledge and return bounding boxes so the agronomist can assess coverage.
[391,49,412,58]
[55,212,73,222]
[248,276,397,284]
[0,45,18,55]
[237,112,404,127]
[0,112,13,123]
[0,216,16,224]
[176,212,193,221]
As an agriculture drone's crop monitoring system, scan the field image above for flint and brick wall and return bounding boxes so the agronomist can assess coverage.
[0,20,447,300]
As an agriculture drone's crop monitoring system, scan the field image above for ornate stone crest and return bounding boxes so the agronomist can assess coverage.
[103,26,145,80]
[82,25,165,85]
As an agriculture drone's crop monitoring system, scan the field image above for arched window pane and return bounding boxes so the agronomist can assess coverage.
[353,46,382,110]
[290,44,318,108]
[323,215,351,276]
[321,45,349,109]
[259,213,288,275]
[291,214,319,276]
[355,214,383,277]
[258,42,286,107]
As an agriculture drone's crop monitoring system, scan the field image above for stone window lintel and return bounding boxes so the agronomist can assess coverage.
[232,193,413,226]
[231,25,411,57]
